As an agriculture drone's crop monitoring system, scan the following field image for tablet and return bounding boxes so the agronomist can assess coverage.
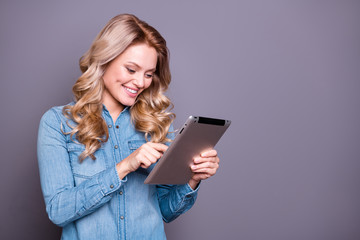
[144,116,231,185]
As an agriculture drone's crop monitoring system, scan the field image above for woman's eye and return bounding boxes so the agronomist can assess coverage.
[126,67,135,73]
[145,73,153,78]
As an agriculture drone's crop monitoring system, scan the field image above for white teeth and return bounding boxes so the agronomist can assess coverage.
[124,87,137,94]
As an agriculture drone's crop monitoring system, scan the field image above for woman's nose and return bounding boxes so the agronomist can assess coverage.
[133,74,145,88]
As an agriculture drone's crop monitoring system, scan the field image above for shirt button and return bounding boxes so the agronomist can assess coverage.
[108,124,112,128]
[114,145,118,149]
[110,184,114,189]
[120,216,124,220]
[119,191,123,195]
[116,125,119,129]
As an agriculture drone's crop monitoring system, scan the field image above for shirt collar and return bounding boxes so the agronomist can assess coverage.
[102,104,129,116]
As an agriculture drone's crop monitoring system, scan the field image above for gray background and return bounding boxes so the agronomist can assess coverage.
[1,0,359,239]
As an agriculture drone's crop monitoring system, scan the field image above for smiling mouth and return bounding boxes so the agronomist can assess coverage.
[124,86,138,94]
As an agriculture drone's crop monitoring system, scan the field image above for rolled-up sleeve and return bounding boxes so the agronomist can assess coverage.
[37,109,126,227]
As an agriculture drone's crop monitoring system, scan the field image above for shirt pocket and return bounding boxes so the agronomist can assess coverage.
[128,139,151,175]
[67,142,107,183]
[128,139,147,153]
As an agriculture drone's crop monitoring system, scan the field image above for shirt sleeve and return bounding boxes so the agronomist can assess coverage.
[37,108,126,227]
[156,183,200,223]
[155,123,200,223]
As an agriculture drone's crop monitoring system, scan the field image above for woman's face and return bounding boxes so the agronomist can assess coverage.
[102,43,157,113]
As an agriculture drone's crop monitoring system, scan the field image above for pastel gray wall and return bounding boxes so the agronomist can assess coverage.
[1,1,359,239]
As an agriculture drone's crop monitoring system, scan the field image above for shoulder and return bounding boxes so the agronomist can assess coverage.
[39,102,74,126]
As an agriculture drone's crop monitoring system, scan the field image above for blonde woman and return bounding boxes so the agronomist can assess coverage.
[37,14,220,239]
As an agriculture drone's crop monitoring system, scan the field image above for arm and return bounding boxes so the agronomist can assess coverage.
[156,183,199,223]
[156,149,219,223]
[37,109,125,227]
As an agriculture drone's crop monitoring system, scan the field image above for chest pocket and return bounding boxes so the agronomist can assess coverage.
[128,139,152,175]
[67,142,107,183]
[128,139,147,153]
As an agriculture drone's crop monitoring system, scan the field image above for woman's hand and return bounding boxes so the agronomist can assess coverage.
[188,149,220,189]
[116,142,168,179]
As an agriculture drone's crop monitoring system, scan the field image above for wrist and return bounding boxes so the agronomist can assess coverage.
[188,178,200,190]
[116,160,131,180]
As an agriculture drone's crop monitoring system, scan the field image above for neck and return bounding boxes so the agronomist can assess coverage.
[102,91,124,123]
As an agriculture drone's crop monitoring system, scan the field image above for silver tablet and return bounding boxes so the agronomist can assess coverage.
[144,116,231,185]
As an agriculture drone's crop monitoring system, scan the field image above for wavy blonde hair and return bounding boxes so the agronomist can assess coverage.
[63,14,175,161]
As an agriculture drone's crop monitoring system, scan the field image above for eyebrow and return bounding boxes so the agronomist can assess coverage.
[127,61,156,72]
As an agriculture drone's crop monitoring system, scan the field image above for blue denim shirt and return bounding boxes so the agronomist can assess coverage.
[37,103,199,240]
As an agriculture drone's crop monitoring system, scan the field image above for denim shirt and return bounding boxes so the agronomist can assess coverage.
[37,103,199,240]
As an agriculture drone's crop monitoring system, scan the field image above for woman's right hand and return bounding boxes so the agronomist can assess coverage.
[116,142,168,179]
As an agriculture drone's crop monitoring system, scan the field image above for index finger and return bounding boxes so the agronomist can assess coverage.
[200,149,217,157]
[147,142,168,153]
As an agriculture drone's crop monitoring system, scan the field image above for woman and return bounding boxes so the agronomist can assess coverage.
[37,14,219,239]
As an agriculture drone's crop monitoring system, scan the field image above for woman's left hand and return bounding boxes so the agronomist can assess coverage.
[188,149,219,190]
